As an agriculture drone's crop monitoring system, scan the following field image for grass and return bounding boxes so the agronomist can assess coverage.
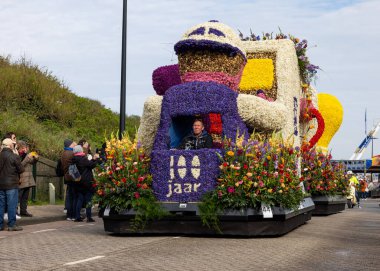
[0,55,140,160]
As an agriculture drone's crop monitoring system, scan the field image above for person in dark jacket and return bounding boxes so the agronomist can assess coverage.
[179,119,213,150]
[0,138,25,231]
[72,145,100,222]
[61,139,77,221]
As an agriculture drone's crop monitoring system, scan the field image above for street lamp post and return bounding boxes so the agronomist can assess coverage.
[119,0,127,139]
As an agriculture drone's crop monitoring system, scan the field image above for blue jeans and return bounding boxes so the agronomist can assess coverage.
[0,188,19,228]
[75,191,94,220]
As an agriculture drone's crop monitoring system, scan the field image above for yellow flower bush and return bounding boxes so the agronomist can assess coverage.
[239,58,274,91]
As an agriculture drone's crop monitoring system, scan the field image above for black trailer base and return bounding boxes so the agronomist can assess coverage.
[311,195,346,215]
[102,198,315,237]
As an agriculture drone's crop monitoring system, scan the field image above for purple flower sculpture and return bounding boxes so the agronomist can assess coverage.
[152,64,182,95]
[151,81,248,202]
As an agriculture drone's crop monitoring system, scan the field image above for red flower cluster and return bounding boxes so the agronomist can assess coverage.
[301,148,348,196]
[202,135,304,210]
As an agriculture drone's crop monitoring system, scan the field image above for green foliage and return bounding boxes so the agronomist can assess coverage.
[0,55,140,159]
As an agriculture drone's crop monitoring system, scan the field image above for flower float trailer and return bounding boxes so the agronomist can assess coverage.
[301,93,347,215]
[102,21,314,236]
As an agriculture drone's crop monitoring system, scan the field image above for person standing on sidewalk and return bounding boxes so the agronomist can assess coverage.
[1,132,22,221]
[72,145,100,222]
[61,139,77,221]
[17,140,39,217]
[0,138,25,231]
[348,171,361,208]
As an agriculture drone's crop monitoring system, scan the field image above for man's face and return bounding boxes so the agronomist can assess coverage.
[193,121,204,136]
[11,134,16,141]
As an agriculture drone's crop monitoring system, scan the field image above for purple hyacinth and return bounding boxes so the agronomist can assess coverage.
[188,27,205,36]
[208,28,226,37]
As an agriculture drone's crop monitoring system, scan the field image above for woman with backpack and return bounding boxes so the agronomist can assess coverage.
[72,145,100,222]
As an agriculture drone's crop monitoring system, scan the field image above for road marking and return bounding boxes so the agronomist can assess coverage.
[32,229,57,234]
[64,256,105,266]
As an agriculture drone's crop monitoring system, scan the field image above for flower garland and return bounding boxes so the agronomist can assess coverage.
[92,133,166,230]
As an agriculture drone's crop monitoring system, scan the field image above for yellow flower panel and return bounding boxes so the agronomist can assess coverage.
[239,59,274,92]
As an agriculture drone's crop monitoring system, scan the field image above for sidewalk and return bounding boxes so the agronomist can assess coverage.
[17,204,67,226]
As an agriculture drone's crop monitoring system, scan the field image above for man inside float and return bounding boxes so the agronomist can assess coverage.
[178,119,213,150]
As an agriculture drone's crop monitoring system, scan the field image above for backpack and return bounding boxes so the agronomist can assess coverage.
[68,164,82,182]
[55,159,64,177]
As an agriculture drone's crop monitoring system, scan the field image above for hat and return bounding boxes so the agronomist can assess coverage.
[174,20,246,60]
[73,145,83,154]
[2,138,15,148]
[347,170,353,175]
[64,139,73,148]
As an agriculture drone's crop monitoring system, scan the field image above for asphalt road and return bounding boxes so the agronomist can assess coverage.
[1,199,379,271]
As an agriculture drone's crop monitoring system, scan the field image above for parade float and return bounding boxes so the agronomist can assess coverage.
[93,20,349,236]
[300,91,348,215]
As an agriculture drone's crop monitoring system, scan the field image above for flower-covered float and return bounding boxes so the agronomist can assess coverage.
[302,93,347,215]
[98,20,347,236]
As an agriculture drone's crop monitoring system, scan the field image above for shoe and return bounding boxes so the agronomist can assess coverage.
[74,218,83,222]
[8,225,23,231]
[16,214,21,220]
[66,217,74,221]
[20,212,33,217]
[86,218,95,223]
[63,208,67,214]
[358,206,362,209]
[0,227,4,231]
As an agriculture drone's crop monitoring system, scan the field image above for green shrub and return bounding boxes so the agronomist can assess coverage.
[0,55,140,160]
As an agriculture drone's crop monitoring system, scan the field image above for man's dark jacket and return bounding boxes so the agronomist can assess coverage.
[0,148,25,190]
[179,130,213,150]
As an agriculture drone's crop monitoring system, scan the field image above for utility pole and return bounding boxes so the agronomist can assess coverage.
[119,0,127,140]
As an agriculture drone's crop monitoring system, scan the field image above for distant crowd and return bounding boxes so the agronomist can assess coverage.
[0,132,106,232]
[347,170,379,208]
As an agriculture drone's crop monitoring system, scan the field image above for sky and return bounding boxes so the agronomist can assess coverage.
[1,0,379,160]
